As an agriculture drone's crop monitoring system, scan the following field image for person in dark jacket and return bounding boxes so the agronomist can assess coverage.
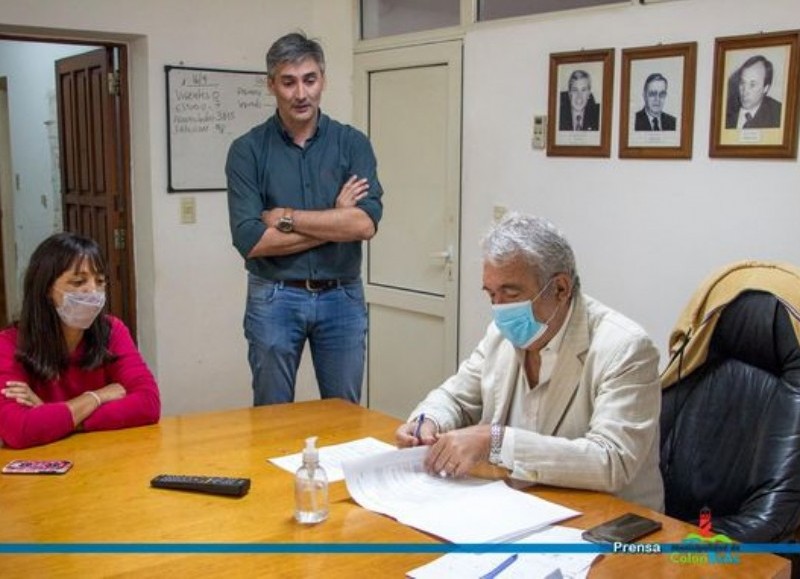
[725,55,782,129]
[558,70,600,131]
[634,73,677,131]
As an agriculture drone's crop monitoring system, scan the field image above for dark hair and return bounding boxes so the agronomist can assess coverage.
[266,31,325,79]
[15,232,114,383]
[643,72,668,92]
[739,54,774,87]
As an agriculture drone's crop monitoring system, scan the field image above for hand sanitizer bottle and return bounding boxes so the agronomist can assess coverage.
[294,436,329,524]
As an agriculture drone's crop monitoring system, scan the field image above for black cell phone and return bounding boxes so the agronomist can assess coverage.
[581,512,662,544]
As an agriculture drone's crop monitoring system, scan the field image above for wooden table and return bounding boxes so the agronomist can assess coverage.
[0,399,790,578]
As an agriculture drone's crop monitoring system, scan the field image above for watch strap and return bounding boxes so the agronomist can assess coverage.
[489,422,504,465]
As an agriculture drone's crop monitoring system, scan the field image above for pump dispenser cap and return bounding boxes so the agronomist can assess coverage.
[303,436,319,464]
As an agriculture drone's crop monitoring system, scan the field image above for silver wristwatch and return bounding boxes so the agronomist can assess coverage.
[276,208,294,233]
[489,422,504,465]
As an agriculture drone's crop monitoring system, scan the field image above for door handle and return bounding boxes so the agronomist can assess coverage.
[429,246,453,264]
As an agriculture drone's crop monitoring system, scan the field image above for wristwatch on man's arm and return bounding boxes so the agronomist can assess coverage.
[276,208,294,233]
[489,422,505,465]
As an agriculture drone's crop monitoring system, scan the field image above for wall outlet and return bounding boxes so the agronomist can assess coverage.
[493,204,507,222]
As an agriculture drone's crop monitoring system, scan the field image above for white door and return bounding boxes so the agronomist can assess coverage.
[354,41,462,419]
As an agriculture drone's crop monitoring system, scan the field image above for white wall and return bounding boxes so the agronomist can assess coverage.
[461,0,800,363]
[0,0,354,415]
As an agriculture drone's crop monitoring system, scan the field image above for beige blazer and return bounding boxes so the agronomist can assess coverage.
[410,294,664,512]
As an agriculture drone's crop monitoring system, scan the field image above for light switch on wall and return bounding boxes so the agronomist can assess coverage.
[180,196,196,224]
[532,115,547,150]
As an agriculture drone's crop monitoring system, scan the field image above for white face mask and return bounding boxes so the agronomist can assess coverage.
[56,291,106,329]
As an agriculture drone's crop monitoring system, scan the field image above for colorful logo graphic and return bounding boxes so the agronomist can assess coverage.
[684,506,733,544]
[671,507,740,566]
[699,506,713,537]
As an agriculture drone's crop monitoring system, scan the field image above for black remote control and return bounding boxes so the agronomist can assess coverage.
[150,474,251,497]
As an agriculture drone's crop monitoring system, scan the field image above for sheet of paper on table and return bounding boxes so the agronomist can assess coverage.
[406,525,598,579]
[342,445,580,543]
[268,436,395,482]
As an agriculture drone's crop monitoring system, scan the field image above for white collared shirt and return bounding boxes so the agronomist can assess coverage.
[571,111,584,130]
[645,111,662,130]
[737,104,761,129]
[501,301,575,466]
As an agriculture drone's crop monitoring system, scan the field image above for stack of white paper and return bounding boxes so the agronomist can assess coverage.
[407,525,598,579]
[342,446,580,544]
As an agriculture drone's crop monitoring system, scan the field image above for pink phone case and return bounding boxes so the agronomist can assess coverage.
[2,459,73,474]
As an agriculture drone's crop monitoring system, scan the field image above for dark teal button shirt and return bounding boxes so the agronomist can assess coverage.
[226,112,383,281]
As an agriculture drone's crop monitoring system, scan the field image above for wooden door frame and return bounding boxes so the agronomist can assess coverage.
[114,44,136,335]
[0,33,136,334]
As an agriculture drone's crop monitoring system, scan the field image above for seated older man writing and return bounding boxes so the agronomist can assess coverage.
[396,213,663,511]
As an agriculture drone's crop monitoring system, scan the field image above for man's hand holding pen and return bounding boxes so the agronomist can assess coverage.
[395,413,437,447]
[395,418,496,479]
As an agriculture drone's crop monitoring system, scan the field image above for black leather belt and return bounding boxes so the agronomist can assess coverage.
[283,279,341,292]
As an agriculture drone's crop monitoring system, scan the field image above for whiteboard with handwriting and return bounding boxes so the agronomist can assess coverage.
[165,66,275,191]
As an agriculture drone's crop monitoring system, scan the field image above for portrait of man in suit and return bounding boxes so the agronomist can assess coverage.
[634,73,677,131]
[558,70,600,131]
[725,54,782,129]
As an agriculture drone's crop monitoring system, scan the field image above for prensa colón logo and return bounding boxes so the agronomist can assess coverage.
[671,507,741,566]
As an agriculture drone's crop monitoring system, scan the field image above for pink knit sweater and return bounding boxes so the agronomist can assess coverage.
[0,316,160,449]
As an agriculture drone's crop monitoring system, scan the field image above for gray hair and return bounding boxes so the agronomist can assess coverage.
[643,72,668,92]
[481,212,580,294]
[266,31,325,79]
[568,69,591,91]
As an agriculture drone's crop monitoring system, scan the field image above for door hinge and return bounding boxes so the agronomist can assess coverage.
[107,71,120,96]
[114,227,126,250]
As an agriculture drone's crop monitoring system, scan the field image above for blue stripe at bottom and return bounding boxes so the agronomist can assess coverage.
[0,543,797,554]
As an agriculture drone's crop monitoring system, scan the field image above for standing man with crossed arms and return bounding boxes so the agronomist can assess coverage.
[226,31,383,406]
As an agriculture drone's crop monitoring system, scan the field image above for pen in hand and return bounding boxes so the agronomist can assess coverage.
[414,413,425,440]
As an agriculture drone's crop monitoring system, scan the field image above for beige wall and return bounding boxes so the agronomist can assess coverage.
[461,0,800,362]
[2,0,799,413]
[0,0,355,415]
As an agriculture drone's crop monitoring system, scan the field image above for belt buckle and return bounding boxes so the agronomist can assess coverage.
[305,279,326,292]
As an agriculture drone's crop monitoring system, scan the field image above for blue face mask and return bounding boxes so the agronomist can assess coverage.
[491,279,553,348]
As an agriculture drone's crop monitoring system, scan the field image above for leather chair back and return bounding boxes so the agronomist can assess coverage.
[660,290,800,542]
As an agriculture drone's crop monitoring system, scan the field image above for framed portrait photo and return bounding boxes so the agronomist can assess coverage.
[619,42,697,159]
[547,48,614,157]
[709,30,800,159]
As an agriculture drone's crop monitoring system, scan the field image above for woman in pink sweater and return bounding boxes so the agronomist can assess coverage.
[0,233,160,449]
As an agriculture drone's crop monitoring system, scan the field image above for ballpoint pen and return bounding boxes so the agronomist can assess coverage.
[414,413,425,439]
[479,553,519,579]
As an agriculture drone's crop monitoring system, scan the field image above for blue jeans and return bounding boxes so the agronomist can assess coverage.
[244,274,367,405]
